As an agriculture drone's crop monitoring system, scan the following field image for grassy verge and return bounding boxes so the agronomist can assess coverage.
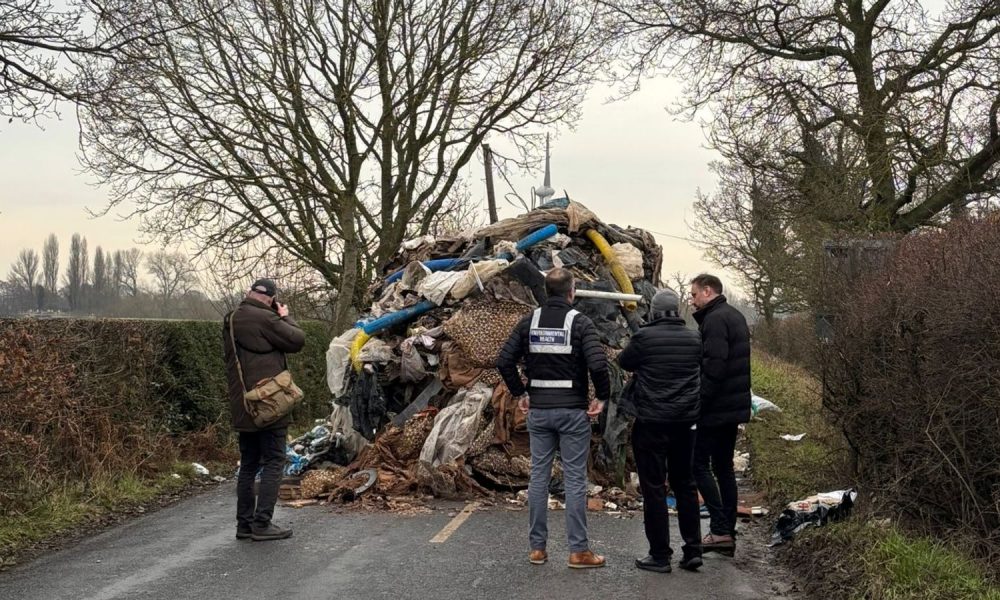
[748,352,1000,599]
[0,460,232,568]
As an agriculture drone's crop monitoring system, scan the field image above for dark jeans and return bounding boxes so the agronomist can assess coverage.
[632,421,702,561]
[237,428,286,529]
[694,423,740,537]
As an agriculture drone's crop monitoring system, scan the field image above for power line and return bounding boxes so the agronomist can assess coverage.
[645,229,707,245]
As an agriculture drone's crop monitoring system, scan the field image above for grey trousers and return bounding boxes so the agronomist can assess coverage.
[527,407,591,553]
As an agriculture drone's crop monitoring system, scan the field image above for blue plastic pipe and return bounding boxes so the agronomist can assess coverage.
[360,300,437,336]
[385,258,465,284]
[384,224,559,283]
[496,224,559,260]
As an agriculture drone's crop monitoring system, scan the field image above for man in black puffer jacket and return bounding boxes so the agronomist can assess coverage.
[619,289,703,573]
[689,274,751,556]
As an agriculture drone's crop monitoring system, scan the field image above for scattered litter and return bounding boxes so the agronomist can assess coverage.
[191,463,210,476]
[171,473,182,480]
[733,452,750,474]
[212,475,226,483]
[770,489,857,546]
[780,433,807,442]
[751,393,781,415]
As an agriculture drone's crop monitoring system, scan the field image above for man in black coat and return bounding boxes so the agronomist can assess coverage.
[619,289,703,573]
[689,274,751,555]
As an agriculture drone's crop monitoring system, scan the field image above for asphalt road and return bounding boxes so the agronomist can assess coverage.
[0,485,796,600]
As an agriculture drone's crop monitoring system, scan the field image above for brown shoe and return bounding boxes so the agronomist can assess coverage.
[529,549,548,565]
[568,550,606,569]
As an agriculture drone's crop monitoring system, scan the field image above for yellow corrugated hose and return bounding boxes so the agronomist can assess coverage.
[585,229,638,311]
[350,330,371,372]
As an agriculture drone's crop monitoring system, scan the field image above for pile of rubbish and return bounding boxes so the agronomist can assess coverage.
[769,489,858,546]
[286,200,664,506]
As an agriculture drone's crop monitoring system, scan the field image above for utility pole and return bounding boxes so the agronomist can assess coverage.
[483,143,499,223]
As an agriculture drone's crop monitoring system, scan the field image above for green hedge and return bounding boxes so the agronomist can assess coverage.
[152,319,334,432]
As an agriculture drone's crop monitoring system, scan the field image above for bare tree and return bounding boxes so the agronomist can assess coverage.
[111,249,124,298]
[92,245,107,301]
[692,159,809,324]
[64,233,87,310]
[82,0,609,330]
[604,1,1000,232]
[145,250,197,311]
[0,0,158,123]
[8,248,39,292]
[118,248,142,296]
[42,233,58,295]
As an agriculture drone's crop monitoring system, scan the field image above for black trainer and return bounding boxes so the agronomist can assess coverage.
[679,554,703,571]
[251,523,293,541]
[236,526,253,540]
[635,555,671,573]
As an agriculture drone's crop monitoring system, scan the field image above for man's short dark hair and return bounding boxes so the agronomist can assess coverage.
[691,274,723,295]
[545,268,575,298]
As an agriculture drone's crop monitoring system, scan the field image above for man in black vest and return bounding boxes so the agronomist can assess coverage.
[619,289,703,573]
[498,268,610,569]
[688,274,751,556]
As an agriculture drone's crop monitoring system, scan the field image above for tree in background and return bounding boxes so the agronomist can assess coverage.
[42,234,58,299]
[91,246,108,309]
[64,233,87,311]
[117,249,142,297]
[692,160,808,324]
[8,248,39,293]
[82,0,610,330]
[145,251,197,315]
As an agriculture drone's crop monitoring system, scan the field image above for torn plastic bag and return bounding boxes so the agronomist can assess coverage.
[399,337,429,383]
[358,337,396,364]
[595,361,630,485]
[557,246,590,269]
[342,367,388,441]
[451,259,508,300]
[611,242,644,280]
[419,382,493,467]
[326,403,370,463]
[327,328,361,398]
[400,261,432,290]
[417,270,465,305]
[769,489,857,546]
[752,393,782,415]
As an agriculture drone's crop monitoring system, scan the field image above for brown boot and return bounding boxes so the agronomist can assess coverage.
[529,549,548,565]
[568,550,606,569]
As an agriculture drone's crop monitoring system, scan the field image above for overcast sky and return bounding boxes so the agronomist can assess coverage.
[0,77,730,295]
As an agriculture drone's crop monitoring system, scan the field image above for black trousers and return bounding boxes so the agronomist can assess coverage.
[632,421,702,561]
[694,423,740,537]
[237,428,286,528]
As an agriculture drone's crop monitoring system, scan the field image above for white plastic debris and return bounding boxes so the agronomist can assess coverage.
[191,462,210,476]
[751,393,782,415]
[780,433,807,442]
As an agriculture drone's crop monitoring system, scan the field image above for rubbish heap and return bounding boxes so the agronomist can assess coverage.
[287,200,664,506]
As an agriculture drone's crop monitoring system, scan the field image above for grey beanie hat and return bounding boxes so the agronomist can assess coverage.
[651,289,680,318]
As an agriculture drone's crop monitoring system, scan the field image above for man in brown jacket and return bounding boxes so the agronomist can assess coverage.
[223,278,305,541]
